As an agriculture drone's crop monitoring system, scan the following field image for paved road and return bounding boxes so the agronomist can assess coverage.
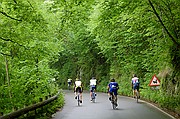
[52,90,175,119]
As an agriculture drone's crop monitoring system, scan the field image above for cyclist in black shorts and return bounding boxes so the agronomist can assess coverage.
[74,78,83,103]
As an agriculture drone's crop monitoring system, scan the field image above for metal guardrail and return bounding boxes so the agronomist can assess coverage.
[0,90,61,119]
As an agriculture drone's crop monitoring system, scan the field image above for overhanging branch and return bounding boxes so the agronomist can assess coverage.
[0,11,22,21]
[0,52,11,57]
[0,37,25,48]
[147,0,180,47]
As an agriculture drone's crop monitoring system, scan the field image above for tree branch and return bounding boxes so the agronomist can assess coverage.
[147,0,180,46]
[13,0,17,4]
[0,11,22,21]
[0,36,26,48]
[27,0,34,9]
[0,52,11,57]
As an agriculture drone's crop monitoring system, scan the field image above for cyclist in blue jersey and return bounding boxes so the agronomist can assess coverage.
[107,78,119,105]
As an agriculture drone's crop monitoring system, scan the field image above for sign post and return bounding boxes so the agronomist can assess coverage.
[149,74,160,90]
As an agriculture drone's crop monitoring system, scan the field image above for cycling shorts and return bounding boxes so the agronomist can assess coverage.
[90,85,96,92]
[133,83,139,91]
[75,87,83,93]
[109,88,118,96]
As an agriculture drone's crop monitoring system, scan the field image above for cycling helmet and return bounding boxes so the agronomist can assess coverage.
[111,78,115,82]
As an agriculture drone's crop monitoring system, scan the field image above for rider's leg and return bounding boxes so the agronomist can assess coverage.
[90,92,92,97]
[94,86,96,96]
[74,87,77,99]
[90,92,92,101]
[108,92,112,101]
[115,95,118,106]
[133,85,136,98]
[135,89,137,98]
[90,86,92,99]
[74,92,77,99]
[80,88,83,103]
[114,91,118,106]
[80,93,82,100]
[114,93,117,102]
[137,86,140,98]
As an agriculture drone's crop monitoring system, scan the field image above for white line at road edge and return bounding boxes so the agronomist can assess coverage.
[123,96,176,119]
[141,100,176,119]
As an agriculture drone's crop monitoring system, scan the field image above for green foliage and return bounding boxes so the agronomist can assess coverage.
[18,92,64,119]
[89,0,180,112]
[0,0,64,116]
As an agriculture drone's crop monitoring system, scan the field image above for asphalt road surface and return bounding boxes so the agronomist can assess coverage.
[52,90,175,119]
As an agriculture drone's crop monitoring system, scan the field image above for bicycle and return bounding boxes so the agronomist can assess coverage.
[110,93,118,109]
[91,89,96,103]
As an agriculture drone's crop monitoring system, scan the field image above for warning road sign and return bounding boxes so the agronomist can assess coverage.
[149,75,160,86]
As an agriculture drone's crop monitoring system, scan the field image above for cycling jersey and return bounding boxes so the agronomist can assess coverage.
[90,79,97,92]
[132,77,140,90]
[108,82,119,95]
[90,79,97,86]
[132,77,139,85]
[75,80,82,87]
[74,80,83,93]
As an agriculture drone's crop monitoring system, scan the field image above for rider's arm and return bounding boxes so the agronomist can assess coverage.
[74,83,76,92]
[131,81,133,89]
[81,83,83,92]
[117,83,119,90]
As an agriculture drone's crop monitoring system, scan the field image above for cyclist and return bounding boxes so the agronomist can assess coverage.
[107,78,119,106]
[67,78,72,89]
[90,77,97,101]
[74,78,83,103]
[131,74,140,98]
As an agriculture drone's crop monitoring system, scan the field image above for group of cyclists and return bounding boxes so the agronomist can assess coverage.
[67,74,140,107]
[68,77,97,103]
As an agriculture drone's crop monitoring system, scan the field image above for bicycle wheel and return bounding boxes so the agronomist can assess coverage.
[77,94,80,106]
[112,102,116,109]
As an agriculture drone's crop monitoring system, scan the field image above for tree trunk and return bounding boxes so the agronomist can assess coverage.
[4,56,14,111]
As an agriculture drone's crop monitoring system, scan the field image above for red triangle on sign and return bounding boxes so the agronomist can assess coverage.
[149,75,160,86]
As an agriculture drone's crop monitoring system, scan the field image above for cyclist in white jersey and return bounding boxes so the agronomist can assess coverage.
[74,78,83,103]
[90,77,97,101]
[131,74,140,98]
